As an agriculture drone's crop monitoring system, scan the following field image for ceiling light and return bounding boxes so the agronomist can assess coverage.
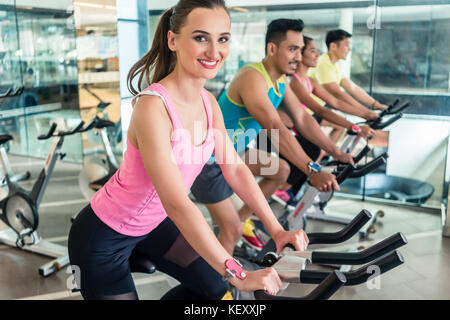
[232,7,249,12]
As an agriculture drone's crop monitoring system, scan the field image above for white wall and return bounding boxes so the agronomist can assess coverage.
[387,117,449,181]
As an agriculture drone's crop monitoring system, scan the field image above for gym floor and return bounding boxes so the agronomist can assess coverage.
[1,154,449,300]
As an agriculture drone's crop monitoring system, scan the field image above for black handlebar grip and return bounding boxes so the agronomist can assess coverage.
[254,270,346,300]
[310,232,407,265]
[353,145,372,164]
[350,154,387,178]
[0,88,13,98]
[300,250,404,286]
[79,117,99,132]
[388,101,410,115]
[336,163,356,184]
[66,121,85,135]
[13,86,24,97]
[307,210,372,245]
[95,118,116,129]
[37,122,57,140]
[372,113,403,130]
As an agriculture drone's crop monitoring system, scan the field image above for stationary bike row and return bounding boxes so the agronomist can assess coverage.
[0,86,31,188]
[96,209,406,300]
[263,143,387,247]
[251,209,407,300]
[0,120,85,276]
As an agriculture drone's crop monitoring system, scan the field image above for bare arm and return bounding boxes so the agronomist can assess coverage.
[209,92,285,240]
[131,95,231,277]
[311,77,378,121]
[238,70,312,174]
[322,80,374,115]
[290,76,353,131]
[341,78,388,110]
[237,71,342,190]
[282,82,350,162]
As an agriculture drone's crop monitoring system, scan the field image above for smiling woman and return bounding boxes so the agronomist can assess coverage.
[68,0,285,301]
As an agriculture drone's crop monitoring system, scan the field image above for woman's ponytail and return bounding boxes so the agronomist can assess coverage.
[127,8,175,96]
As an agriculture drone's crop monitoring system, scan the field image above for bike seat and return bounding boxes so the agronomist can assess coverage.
[129,251,156,274]
[95,118,115,129]
[0,134,13,145]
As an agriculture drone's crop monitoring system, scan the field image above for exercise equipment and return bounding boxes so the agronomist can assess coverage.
[250,209,406,299]
[0,86,31,186]
[0,120,84,276]
[267,145,387,240]
[77,116,119,201]
[103,209,406,300]
[340,99,410,155]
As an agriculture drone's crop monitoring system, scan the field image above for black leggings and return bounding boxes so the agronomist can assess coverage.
[68,205,227,300]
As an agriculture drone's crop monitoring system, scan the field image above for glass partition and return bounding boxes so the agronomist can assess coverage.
[147,1,449,211]
[0,0,82,162]
[74,0,122,165]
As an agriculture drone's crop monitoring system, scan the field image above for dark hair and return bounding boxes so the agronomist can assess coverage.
[302,36,313,54]
[325,29,352,49]
[265,18,304,54]
[127,0,229,96]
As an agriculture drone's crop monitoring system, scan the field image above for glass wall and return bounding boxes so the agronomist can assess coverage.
[74,0,122,165]
[148,1,449,211]
[0,0,82,162]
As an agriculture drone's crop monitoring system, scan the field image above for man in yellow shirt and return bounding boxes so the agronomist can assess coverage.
[309,29,389,112]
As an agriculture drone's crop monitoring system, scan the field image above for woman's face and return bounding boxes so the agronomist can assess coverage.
[169,7,231,80]
[301,40,320,68]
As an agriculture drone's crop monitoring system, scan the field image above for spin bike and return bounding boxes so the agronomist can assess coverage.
[78,209,406,300]
[0,120,84,276]
[77,115,119,201]
[0,86,31,186]
[339,99,410,155]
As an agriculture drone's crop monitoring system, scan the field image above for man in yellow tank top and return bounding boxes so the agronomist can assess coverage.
[308,29,389,111]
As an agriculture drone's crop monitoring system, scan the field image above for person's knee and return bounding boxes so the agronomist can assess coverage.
[220,216,243,244]
[203,278,228,300]
[276,159,290,182]
[189,260,228,300]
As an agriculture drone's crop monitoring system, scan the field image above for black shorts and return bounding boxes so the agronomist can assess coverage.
[190,162,234,204]
[256,128,321,190]
[68,205,227,300]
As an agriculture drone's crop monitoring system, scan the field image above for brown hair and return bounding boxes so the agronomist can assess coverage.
[127,0,229,96]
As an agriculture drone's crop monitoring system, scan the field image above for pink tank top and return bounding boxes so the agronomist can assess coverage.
[91,83,215,236]
[293,73,313,110]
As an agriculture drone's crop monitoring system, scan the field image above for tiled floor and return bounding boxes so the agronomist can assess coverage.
[0,155,449,300]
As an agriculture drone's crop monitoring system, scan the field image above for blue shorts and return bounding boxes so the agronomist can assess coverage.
[190,162,233,204]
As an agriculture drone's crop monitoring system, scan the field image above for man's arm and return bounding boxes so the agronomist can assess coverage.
[322,80,373,113]
[310,77,378,121]
[340,78,388,110]
[290,76,354,131]
[282,82,352,163]
[237,69,340,191]
[238,69,311,174]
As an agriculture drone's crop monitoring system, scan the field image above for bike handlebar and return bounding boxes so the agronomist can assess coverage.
[300,250,404,286]
[307,210,372,245]
[324,144,372,168]
[310,232,407,265]
[38,121,86,140]
[254,270,346,300]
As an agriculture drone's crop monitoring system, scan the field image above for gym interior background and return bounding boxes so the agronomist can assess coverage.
[0,0,449,300]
